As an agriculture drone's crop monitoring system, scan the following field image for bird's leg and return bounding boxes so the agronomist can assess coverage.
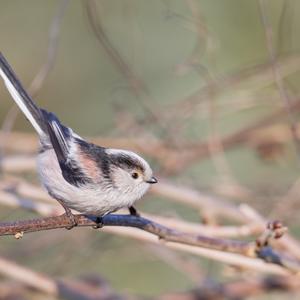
[56,198,77,230]
[93,216,103,229]
[129,206,141,217]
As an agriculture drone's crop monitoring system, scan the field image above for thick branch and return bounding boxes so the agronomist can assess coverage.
[1,214,300,273]
[0,214,251,254]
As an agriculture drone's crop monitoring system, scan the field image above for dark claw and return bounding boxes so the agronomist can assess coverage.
[129,206,141,217]
[93,217,103,229]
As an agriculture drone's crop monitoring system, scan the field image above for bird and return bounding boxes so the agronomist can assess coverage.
[0,53,157,228]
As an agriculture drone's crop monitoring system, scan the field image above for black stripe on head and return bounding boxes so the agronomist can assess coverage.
[110,153,145,173]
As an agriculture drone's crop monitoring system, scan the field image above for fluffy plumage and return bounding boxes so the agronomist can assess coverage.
[0,53,157,217]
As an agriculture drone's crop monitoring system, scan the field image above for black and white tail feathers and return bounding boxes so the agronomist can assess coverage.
[0,52,76,165]
[0,52,46,137]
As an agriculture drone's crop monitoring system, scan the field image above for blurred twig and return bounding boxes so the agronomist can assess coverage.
[0,181,262,239]
[85,0,144,95]
[146,244,203,283]
[0,0,69,161]
[167,53,300,119]
[84,0,167,132]
[0,213,299,274]
[185,0,245,201]
[3,97,300,173]
[170,99,300,172]
[0,256,127,299]
[2,128,300,262]
[0,172,299,274]
[0,214,253,255]
[159,275,300,300]
[0,256,57,295]
[28,0,70,96]
[259,0,300,162]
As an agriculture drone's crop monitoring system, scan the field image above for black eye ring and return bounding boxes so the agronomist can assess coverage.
[131,172,139,179]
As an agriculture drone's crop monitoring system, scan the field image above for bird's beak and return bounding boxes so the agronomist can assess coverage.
[146,177,158,184]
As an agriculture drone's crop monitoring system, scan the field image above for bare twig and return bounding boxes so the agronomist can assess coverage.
[0,183,262,240]
[28,0,70,96]
[1,0,69,124]
[0,0,69,163]
[159,275,300,300]
[168,53,300,117]
[84,0,166,130]
[0,214,252,255]
[0,213,299,273]
[0,256,57,295]
[0,183,296,275]
[146,244,203,283]
[259,0,300,160]
[256,220,287,249]
[2,108,300,173]
[170,99,300,172]
[0,256,126,299]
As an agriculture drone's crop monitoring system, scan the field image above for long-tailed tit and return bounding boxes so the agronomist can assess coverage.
[0,53,157,228]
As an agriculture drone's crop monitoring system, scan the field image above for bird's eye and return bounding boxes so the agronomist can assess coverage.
[131,172,139,179]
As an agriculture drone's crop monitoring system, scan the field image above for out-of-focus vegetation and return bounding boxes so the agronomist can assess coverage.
[1,0,300,299]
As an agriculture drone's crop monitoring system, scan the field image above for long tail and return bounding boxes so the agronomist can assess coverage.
[0,52,45,137]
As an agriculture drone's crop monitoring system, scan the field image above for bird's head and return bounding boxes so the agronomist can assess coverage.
[105,149,157,200]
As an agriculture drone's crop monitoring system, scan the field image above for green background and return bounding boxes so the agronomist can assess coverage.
[1,0,300,298]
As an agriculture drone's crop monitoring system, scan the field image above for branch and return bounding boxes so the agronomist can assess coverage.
[0,214,251,254]
[0,256,127,299]
[2,166,300,263]
[1,213,300,274]
[259,0,300,161]
[168,53,300,116]
[160,275,300,300]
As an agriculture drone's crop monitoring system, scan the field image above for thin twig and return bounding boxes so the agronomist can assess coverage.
[167,53,300,117]
[0,214,252,255]
[259,0,300,161]
[28,0,70,96]
[0,213,299,273]
[0,256,57,295]
[85,0,164,126]
[0,0,69,162]
[0,184,262,239]
[2,106,300,173]
[0,256,126,299]
[0,184,296,275]
[159,275,300,300]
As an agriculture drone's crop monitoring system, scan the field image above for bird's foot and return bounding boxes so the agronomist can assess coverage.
[93,217,103,229]
[55,198,77,230]
[63,211,78,230]
[129,206,141,217]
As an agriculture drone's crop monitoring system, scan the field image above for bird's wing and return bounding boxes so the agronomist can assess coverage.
[42,109,90,187]
[42,109,71,164]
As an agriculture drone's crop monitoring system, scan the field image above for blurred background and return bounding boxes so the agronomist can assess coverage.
[1,0,300,299]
